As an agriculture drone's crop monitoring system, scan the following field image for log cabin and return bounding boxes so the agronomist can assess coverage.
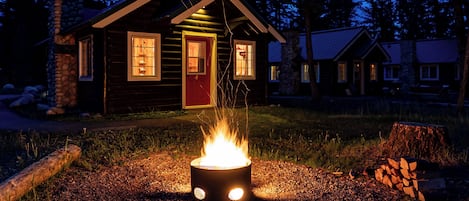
[268,27,390,96]
[381,38,460,97]
[46,0,285,114]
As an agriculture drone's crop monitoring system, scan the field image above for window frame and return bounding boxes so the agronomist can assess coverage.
[337,61,347,83]
[78,35,93,81]
[301,62,320,83]
[127,31,161,81]
[369,63,378,81]
[454,64,461,80]
[269,64,280,82]
[186,40,207,75]
[233,39,256,80]
[383,65,400,81]
[420,64,439,81]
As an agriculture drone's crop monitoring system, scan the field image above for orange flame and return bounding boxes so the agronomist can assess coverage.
[198,117,250,169]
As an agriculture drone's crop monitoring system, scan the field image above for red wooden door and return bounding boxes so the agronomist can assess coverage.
[185,36,212,107]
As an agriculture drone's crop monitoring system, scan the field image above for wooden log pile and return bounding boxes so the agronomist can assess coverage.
[375,157,445,201]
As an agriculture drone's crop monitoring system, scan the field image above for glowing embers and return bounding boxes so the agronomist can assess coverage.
[190,117,251,201]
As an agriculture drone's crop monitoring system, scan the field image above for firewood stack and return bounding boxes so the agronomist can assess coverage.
[374,157,444,201]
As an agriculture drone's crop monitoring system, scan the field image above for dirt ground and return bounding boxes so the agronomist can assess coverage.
[44,152,408,201]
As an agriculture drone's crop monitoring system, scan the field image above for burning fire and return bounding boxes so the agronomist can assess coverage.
[197,117,250,169]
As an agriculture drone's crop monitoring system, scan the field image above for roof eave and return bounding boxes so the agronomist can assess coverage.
[92,0,151,28]
[361,41,391,61]
[332,28,366,62]
[170,0,214,24]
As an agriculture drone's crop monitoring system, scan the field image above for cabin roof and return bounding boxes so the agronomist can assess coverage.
[269,27,386,62]
[381,38,458,65]
[68,0,285,43]
[381,42,401,65]
[416,38,458,63]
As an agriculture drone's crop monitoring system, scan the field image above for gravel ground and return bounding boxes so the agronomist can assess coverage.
[44,152,406,201]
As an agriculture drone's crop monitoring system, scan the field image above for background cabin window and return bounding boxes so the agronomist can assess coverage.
[187,40,206,74]
[301,63,320,83]
[79,35,93,81]
[370,63,377,81]
[454,64,460,80]
[270,65,279,82]
[337,62,347,83]
[127,32,161,81]
[384,65,399,80]
[234,40,256,80]
[420,64,439,81]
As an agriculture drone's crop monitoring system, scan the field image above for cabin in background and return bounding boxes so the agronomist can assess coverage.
[268,27,390,97]
[46,0,285,114]
[381,38,460,97]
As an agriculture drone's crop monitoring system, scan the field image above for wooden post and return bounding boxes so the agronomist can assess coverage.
[0,144,81,201]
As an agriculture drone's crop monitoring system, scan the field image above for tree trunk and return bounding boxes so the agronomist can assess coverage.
[454,0,468,115]
[0,144,81,201]
[304,1,321,102]
[383,122,450,162]
[457,32,469,115]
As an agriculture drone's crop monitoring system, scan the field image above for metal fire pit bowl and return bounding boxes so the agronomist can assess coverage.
[190,158,252,201]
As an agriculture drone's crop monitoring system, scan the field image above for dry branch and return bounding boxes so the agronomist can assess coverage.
[0,144,81,201]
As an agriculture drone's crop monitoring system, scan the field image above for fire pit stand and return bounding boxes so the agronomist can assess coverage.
[190,158,252,201]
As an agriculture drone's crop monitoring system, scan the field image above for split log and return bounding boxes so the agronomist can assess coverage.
[382,175,393,188]
[403,186,416,198]
[383,122,450,161]
[418,191,425,201]
[0,144,81,201]
[400,168,411,179]
[400,157,418,172]
[402,178,411,187]
[387,158,400,170]
[375,168,384,182]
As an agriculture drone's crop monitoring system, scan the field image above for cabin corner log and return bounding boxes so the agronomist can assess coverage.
[383,121,450,160]
[0,144,81,201]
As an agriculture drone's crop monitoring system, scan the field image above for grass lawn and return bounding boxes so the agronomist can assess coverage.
[1,98,468,199]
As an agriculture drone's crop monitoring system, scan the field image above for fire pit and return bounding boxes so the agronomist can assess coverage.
[190,116,251,201]
[190,158,251,201]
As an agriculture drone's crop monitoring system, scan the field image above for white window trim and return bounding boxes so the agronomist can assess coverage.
[420,64,439,81]
[127,31,161,81]
[337,61,347,83]
[384,65,399,81]
[234,39,256,80]
[78,35,93,81]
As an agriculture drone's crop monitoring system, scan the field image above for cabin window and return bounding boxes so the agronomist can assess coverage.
[420,64,439,81]
[454,64,460,80]
[269,65,279,82]
[187,40,206,74]
[127,31,161,81]
[370,63,378,81]
[234,40,256,80]
[301,63,320,83]
[79,35,93,81]
[384,65,399,80]
[337,61,347,83]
